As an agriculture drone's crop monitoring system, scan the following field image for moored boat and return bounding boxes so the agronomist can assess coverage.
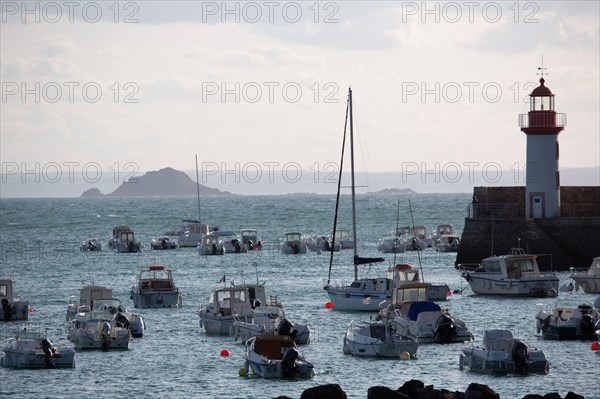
[80,238,102,251]
[0,278,30,321]
[571,257,600,294]
[387,264,449,301]
[108,225,142,253]
[69,311,131,350]
[130,265,182,308]
[342,319,418,358]
[460,329,549,374]
[1,328,75,368]
[197,234,226,255]
[150,236,177,250]
[460,248,558,297]
[534,299,600,340]
[280,232,308,254]
[243,335,315,379]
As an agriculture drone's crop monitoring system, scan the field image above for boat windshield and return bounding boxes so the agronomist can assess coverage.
[17,330,45,340]
[84,311,113,322]
[555,299,592,309]
[254,305,283,316]
[93,298,124,312]
[140,269,171,280]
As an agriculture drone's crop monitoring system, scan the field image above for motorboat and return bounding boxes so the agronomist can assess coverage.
[460,248,559,297]
[150,236,177,250]
[390,300,473,344]
[69,311,131,350]
[108,225,142,253]
[231,301,310,344]
[243,335,315,379]
[164,219,199,236]
[80,238,102,251]
[534,299,600,340]
[399,226,427,251]
[387,264,449,301]
[67,287,145,338]
[213,230,247,253]
[571,257,600,294]
[280,232,308,254]
[431,224,457,248]
[378,237,405,254]
[197,234,226,255]
[342,319,418,358]
[198,284,267,335]
[240,228,262,250]
[434,234,460,252]
[306,235,341,253]
[1,328,75,368]
[66,285,113,322]
[0,278,30,321]
[324,89,392,311]
[335,228,354,250]
[380,283,472,343]
[177,222,208,248]
[459,329,549,374]
[130,266,182,308]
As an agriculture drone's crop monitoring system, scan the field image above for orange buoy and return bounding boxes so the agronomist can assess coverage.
[220,349,230,357]
[325,302,333,309]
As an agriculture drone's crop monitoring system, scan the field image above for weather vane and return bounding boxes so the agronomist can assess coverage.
[537,55,547,78]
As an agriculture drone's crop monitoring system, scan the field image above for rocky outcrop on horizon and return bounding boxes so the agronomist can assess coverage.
[80,167,230,197]
[369,188,416,195]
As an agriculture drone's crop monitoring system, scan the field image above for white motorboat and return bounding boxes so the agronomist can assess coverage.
[342,319,418,358]
[197,234,226,255]
[306,235,341,253]
[1,328,75,368]
[130,265,182,308]
[387,264,449,301]
[280,232,308,254]
[435,234,460,252]
[240,228,262,250]
[399,226,427,251]
[0,278,30,321]
[69,311,131,350]
[460,329,549,374]
[535,299,600,340]
[177,222,208,248]
[378,237,406,254]
[150,236,177,250]
[571,257,600,294]
[335,228,354,250]
[324,89,392,311]
[108,225,142,253]
[461,248,559,297]
[462,248,559,296]
[243,335,315,379]
[213,230,247,253]
[198,284,267,335]
[67,287,145,339]
[79,238,102,251]
[381,283,472,343]
[231,302,310,344]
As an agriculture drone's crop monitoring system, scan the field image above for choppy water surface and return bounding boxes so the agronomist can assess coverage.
[0,194,598,398]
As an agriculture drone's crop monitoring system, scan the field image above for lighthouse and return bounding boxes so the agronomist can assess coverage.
[519,76,567,218]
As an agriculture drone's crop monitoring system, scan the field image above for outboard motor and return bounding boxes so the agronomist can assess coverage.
[212,244,217,255]
[581,314,595,339]
[293,244,300,254]
[1,298,12,321]
[277,318,298,340]
[101,322,111,350]
[115,312,130,329]
[511,340,529,373]
[41,338,55,367]
[281,347,299,378]
[435,314,458,343]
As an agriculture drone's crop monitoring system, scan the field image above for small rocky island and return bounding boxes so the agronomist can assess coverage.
[80,167,230,197]
[369,188,416,195]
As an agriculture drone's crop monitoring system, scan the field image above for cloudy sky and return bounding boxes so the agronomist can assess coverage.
[1,1,598,193]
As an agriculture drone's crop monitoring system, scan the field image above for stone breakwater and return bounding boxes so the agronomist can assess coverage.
[275,380,586,399]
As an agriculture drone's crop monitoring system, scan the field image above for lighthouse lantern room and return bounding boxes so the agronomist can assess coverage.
[518,74,567,219]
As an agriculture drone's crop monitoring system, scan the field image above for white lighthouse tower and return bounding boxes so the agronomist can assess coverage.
[519,73,567,218]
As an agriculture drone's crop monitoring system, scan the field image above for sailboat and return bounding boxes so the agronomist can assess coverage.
[323,88,392,311]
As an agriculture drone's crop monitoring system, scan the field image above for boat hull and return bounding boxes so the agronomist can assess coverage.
[1,348,75,368]
[131,290,182,308]
[572,277,600,294]
[465,276,558,297]
[460,347,549,374]
[342,333,418,358]
[325,286,391,311]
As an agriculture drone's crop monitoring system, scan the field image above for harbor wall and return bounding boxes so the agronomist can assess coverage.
[456,186,600,271]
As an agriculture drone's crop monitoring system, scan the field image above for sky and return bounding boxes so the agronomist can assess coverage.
[1,1,599,195]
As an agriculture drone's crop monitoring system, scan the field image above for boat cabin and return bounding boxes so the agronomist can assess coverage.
[241,229,258,245]
[481,248,539,278]
[387,264,420,287]
[436,224,454,235]
[208,285,266,317]
[349,277,390,293]
[138,266,175,291]
[0,279,15,302]
[92,298,126,313]
[411,226,428,240]
[389,283,430,314]
[75,286,113,309]
[251,335,296,360]
[187,223,208,236]
[284,232,303,243]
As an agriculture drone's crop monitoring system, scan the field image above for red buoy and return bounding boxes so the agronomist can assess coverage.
[220,349,230,357]
[591,342,599,351]
[325,302,333,309]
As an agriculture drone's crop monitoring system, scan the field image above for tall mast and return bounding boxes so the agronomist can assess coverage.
[195,154,202,224]
[348,88,358,281]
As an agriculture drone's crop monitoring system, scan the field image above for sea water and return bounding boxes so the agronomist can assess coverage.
[0,194,598,399]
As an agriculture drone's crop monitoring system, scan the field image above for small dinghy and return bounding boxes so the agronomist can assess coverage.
[460,329,549,374]
[243,335,315,379]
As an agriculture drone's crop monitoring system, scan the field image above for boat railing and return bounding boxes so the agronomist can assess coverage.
[467,203,524,219]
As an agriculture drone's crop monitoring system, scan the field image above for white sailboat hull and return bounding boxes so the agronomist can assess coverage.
[325,286,390,311]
